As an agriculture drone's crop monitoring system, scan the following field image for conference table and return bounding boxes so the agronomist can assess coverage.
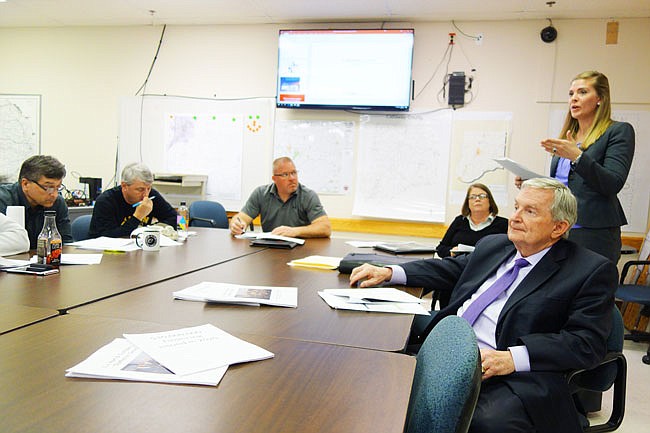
[0,314,415,433]
[0,303,58,334]
[1,230,429,432]
[72,235,426,351]
[0,228,263,312]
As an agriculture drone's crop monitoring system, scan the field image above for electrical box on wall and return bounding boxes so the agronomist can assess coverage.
[448,71,465,106]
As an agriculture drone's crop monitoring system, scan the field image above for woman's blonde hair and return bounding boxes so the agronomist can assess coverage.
[559,70,613,150]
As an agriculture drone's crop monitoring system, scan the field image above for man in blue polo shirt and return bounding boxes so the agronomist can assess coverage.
[229,157,331,238]
[0,155,73,249]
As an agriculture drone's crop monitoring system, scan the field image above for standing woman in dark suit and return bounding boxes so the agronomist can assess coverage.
[517,70,635,264]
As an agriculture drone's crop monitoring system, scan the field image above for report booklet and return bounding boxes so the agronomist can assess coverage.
[66,338,228,386]
[173,282,298,308]
[123,324,274,376]
[67,324,274,383]
[318,288,430,315]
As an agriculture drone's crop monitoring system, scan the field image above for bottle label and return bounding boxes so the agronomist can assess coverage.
[37,238,48,264]
[49,239,62,267]
[177,214,188,231]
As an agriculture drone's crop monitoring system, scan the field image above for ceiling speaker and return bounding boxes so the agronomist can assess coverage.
[540,25,557,43]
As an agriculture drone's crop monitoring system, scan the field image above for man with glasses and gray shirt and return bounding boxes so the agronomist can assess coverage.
[229,157,331,238]
[0,155,73,248]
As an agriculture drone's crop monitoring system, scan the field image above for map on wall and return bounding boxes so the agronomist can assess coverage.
[274,120,355,195]
[447,111,512,208]
[353,110,452,222]
[0,94,41,183]
[165,113,244,201]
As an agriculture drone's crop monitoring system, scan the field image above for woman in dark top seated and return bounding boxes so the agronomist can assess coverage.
[435,183,508,307]
[436,183,508,258]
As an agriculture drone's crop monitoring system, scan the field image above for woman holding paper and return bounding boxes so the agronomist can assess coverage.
[516,70,635,264]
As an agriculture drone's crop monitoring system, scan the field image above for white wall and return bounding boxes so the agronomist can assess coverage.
[1,18,648,233]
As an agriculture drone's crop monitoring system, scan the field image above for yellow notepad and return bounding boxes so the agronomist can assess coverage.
[287,255,342,270]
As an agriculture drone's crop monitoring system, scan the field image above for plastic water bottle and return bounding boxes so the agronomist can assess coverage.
[36,210,62,268]
[177,201,189,234]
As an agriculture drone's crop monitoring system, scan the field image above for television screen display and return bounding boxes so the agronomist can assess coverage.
[276,29,414,111]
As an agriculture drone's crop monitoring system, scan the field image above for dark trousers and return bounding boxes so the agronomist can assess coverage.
[468,379,535,433]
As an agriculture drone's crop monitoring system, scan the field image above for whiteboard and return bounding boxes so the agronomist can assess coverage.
[548,109,650,233]
[353,110,452,222]
[119,95,274,211]
[0,94,41,183]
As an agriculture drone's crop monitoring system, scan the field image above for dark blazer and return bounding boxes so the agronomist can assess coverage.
[402,234,618,433]
[550,121,634,228]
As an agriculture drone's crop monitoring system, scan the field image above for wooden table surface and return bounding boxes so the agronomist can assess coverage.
[0,314,415,433]
[0,303,58,335]
[72,237,425,351]
[0,228,263,312]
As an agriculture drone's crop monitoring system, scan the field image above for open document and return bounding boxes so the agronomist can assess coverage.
[173,282,298,308]
[123,324,274,376]
[287,255,342,270]
[66,338,228,386]
[493,157,548,180]
[235,232,305,245]
[67,324,273,382]
[318,288,430,315]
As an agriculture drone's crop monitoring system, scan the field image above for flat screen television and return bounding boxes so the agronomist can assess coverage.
[276,29,414,111]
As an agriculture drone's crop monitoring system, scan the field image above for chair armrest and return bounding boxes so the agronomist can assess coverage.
[189,217,217,227]
[620,260,650,284]
[567,353,627,433]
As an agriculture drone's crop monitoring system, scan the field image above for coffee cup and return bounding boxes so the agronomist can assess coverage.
[135,227,161,251]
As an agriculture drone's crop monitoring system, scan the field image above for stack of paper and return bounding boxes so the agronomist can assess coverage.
[318,288,430,315]
[450,244,475,255]
[66,324,274,386]
[69,235,182,251]
[235,232,305,245]
[29,254,103,265]
[287,255,342,270]
[173,282,298,308]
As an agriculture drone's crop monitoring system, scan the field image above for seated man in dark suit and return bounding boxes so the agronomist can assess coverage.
[349,178,617,433]
[88,163,177,238]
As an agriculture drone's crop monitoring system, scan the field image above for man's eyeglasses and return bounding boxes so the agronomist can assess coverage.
[468,193,488,200]
[30,179,64,194]
[273,171,298,179]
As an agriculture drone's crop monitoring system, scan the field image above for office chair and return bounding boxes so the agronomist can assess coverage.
[616,258,650,365]
[71,214,92,242]
[188,200,228,229]
[568,306,627,432]
[404,315,481,433]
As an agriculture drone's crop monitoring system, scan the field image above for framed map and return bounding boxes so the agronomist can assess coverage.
[0,94,41,183]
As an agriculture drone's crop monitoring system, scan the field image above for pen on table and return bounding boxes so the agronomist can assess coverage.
[132,196,156,207]
[104,250,126,254]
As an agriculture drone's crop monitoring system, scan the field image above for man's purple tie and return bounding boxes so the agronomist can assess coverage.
[461,258,530,326]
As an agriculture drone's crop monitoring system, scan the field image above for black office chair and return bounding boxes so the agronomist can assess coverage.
[404,315,481,433]
[71,214,92,241]
[568,306,627,432]
[188,200,228,229]
[616,258,650,365]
